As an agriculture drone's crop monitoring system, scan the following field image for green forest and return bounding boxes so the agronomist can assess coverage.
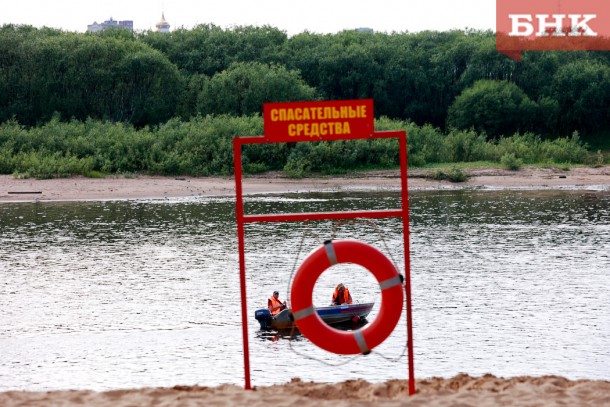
[0,24,608,178]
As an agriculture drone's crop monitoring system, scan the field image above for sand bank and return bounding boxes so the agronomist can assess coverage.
[1,374,609,406]
[1,166,610,202]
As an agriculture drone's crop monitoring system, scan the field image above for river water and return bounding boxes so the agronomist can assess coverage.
[1,189,609,391]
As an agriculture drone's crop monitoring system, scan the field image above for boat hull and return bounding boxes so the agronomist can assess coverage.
[255,302,374,330]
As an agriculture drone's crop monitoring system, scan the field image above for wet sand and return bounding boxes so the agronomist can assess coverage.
[1,166,610,202]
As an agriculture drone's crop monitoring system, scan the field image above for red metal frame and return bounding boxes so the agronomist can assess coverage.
[233,131,415,395]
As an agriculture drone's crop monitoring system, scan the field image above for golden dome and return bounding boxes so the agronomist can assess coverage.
[156,12,170,32]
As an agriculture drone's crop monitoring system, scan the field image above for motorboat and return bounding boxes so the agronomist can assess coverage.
[254,302,374,330]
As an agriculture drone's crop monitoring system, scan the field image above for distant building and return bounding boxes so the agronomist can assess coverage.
[156,12,170,32]
[87,17,133,33]
[355,27,374,33]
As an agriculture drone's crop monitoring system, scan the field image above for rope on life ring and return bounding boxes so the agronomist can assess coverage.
[290,239,404,355]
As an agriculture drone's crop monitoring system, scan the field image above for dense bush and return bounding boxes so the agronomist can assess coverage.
[500,153,523,170]
[0,115,594,178]
[196,62,317,116]
[491,132,588,164]
[447,80,537,138]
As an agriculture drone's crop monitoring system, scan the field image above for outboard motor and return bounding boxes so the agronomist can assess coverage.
[254,309,272,330]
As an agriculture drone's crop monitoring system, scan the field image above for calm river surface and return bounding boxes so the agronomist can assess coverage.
[1,189,609,391]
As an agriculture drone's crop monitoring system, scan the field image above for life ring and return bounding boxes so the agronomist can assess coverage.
[290,239,404,355]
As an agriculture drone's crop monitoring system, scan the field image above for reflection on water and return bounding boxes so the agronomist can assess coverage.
[1,190,609,391]
[255,329,304,343]
[254,317,371,340]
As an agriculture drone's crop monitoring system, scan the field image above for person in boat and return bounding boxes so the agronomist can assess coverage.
[268,290,287,316]
[331,283,353,305]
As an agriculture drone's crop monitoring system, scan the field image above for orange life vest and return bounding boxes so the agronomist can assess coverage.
[332,287,352,305]
[268,296,284,316]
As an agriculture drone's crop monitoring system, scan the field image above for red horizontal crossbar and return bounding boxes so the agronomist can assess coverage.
[242,209,403,223]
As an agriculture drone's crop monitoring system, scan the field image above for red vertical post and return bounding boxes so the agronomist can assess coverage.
[399,133,416,395]
[233,138,251,390]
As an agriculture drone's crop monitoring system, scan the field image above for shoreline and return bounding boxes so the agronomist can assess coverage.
[1,166,610,202]
[2,374,609,406]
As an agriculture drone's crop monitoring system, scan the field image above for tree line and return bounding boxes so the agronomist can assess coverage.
[1,23,610,139]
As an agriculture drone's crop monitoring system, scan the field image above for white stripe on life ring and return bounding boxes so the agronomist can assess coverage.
[324,240,338,265]
[379,275,402,291]
[353,330,370,354]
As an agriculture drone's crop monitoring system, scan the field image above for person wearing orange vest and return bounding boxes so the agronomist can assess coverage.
[268,290,287,316]
[331,283,353,305]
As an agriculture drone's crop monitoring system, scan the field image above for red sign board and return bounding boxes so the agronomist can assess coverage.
[263,99,374,142]
[496,0,610,61]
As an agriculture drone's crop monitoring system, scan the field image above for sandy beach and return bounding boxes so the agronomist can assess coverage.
[1,166,610,202]
[2,166,609,406]
[2,374,609,406]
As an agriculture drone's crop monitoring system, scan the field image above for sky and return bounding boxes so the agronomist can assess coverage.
[1,0,496,36]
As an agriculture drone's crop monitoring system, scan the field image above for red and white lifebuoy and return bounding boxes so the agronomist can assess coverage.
[290,239,404,355]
